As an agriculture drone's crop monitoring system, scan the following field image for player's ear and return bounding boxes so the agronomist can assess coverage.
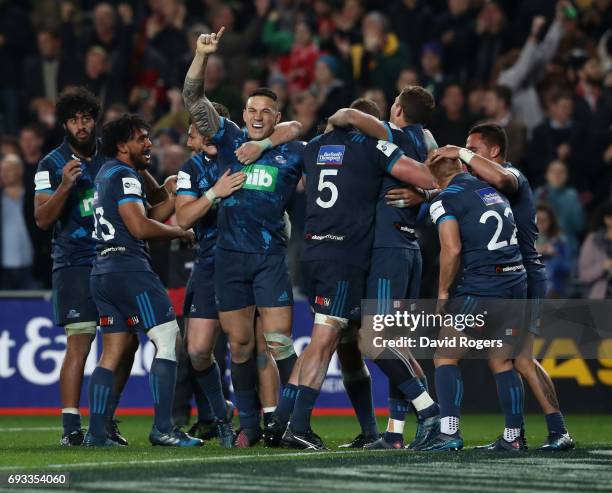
[117,141,128,155]
[491,145,501,159]
[275,111,281,124]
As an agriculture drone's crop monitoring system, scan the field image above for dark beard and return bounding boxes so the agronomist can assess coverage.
[66,131,96,156]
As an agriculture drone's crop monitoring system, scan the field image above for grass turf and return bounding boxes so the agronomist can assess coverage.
[0,415,611,492]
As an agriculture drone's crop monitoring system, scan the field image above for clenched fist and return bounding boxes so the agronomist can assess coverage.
[196,27,225,56]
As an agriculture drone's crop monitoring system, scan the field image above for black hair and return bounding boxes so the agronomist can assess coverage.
[468,123,508,161]
[398,86,435,125]
[248,87,278,102]
[212,102,230,118]
[350,98,381,119]
[56,87,101,125]
[101,114,150,157]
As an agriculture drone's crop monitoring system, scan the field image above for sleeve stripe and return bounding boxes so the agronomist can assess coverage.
[385,123,393,143]
[437,215,457,225]
[118,197,144,205]
[177,191,198,197]
[35,189,54,194]
[386,152,403,173]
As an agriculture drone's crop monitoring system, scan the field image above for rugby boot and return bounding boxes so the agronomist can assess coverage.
[234,427,263,448]
[364,436,404,450]
[414,431,464,451]
[474,435,527,452]
[216,420,235,448]
[281,426,326,450]
[338,432,380,448]
[149,426,203,447]
[262,414,286,448]
[538,432,575,451]
[407,415,441,450]
[107,418,128,446]
[83,431,124,447]
[60,428,85,446]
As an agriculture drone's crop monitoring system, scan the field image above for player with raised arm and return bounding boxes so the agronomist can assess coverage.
[83,114,201,447]
[419,154,527,452]
[175,116,245,448]
[182,28,304,447]
[327,87,441,450]
[282,99,437,450]
[33,87,156,446]
[432,124,575,451]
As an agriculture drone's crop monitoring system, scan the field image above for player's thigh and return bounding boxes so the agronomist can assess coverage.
[186,317,220,357]
[184,259,218,320]
[91,271,176,334]
[214,250,255,312]
[366,248,421,312]
[301,260,366,323]
[53,266,98,328]
[253,253,293,310]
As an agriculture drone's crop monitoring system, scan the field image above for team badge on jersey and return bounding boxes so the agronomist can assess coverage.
[317,145,345,166]
[122,177,142,196]
[476,187,504,206]
[177,171,191,190]
[376,140,399,157]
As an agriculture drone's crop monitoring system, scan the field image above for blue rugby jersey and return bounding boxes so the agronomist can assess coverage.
[176,152,219,261]
[34,139,110,269]
[429,172,526,293]
[501,162,547,282]
[91,160,152,274]
[373,122,429,250]
[301,128,405,267]
[212,117,304,254]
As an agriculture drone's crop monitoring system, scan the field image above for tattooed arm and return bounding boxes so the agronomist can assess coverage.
[182,27,225,137]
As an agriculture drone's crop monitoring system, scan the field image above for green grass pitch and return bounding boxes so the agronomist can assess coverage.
[1,414,611,492]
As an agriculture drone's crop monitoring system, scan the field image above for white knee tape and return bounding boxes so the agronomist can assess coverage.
[314,313,349,330]
[147,320,179,361]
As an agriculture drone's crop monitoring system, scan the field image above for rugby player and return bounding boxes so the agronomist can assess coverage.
[84,114,201,447]
[282,99,437,450]
[175,114,243,447]
[182,28,303,447]
[432,124,575,451]
[34,88,142,446]
[420,154,527,451]
[326,87,440,449]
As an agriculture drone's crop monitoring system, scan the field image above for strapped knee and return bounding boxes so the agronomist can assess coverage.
[147,320,179,362]
[263,332,296,361]
[314,313,349,330]
[65,321,97,337]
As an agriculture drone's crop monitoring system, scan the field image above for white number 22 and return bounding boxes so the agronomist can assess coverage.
[479,207,517,251]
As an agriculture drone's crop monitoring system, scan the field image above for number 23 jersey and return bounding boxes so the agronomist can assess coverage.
[91,160,152,275]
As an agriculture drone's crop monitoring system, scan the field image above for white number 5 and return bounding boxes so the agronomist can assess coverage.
[316,169,339,209]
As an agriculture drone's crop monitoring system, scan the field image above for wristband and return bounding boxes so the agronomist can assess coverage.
[458,148,474,165]
[253,138,272,150]
[205,188,217,203]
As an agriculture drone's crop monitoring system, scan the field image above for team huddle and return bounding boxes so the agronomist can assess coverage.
[36,27,574,452]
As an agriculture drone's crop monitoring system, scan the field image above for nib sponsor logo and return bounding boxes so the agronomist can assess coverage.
[242,164,278,192]
[99,316,114,327]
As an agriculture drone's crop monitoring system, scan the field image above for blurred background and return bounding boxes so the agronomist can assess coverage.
[0,0,611,414]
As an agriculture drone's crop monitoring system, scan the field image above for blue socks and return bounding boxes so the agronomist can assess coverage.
[343,370,378,438]
[276,353,297,387]
[494,369,524,429]
[291,385,320,434]
[194,361,227,421]
[150,358,178,434]
[62,411,81,436]
[88,367,115,438]
[545,412,567,435]
[276,383,298,425]
[231,358,260,430]
[435,365,462,435]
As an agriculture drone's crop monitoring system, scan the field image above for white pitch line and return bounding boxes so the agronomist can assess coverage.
[0,450,361,471]
[0,427,59,432]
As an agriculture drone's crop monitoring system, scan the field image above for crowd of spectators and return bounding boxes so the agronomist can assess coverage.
[0,0,611,298]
